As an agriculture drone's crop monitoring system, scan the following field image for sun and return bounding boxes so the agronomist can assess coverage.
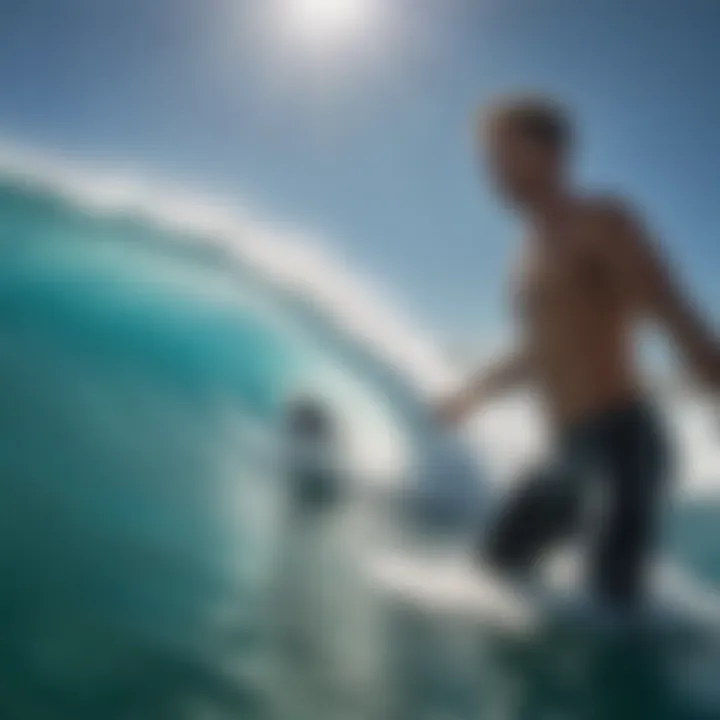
[240,0,396,87]
[281,0,382,52]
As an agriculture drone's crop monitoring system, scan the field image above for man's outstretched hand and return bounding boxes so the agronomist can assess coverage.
[434,393,472,428]
[434,351,531,428]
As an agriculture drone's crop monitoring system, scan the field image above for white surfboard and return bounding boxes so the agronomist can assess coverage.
[369,553,543,632]
[367,550,720,639]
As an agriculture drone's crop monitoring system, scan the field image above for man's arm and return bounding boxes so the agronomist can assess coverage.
[436,349,533,426]
[601,200,720,389]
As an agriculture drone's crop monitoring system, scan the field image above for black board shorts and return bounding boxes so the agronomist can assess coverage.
[479,399,671,609]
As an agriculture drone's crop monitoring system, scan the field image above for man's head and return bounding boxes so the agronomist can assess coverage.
[479,95,573,207]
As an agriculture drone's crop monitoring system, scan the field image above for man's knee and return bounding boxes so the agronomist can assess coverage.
[478,468,577,573]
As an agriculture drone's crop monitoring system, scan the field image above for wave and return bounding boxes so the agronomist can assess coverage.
[2,141,715,494]
[0,142,488,712]
[0,142,456,393]
[0,142,717,720]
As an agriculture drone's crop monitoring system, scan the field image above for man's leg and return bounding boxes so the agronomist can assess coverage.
[588,405,670,609]
[479,464,581,574]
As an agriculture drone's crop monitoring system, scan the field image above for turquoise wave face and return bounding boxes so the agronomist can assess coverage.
[0,179,355,716]
[0,168,489,718]
[3,175,717,720]
[0,169,477,720]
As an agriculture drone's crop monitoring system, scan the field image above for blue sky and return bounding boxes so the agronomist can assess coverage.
[0,0,718,349]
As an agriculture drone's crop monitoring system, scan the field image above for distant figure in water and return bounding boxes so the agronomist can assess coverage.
[437,95,720,610]
[284,396,343,512]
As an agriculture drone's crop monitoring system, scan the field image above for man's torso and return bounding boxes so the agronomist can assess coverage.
[514,198,641,426]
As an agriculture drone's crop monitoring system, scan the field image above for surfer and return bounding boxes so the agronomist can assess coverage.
[283,396,343,512]
[438,96,720,610]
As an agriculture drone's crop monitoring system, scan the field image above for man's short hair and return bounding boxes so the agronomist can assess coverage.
[482,95,573,154]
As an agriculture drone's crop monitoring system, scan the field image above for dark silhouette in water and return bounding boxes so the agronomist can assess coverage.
[284,397,344,512]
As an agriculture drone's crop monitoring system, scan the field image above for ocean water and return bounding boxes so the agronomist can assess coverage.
[0,154,718,720]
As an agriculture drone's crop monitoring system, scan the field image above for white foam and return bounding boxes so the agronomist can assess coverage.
[0,141,456,400]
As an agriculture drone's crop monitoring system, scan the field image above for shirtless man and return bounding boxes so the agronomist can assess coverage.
[438,96,720,609]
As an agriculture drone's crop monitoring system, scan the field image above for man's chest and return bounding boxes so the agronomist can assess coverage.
[513,227,616,318]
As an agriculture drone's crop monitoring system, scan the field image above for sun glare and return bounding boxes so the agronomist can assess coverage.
[282,0,381,52]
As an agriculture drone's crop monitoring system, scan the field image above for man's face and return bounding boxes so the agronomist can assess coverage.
[483,124,560,205]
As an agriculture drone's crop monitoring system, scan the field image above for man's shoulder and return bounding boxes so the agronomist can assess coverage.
[575,193,659,280]
[575,194,648,258]
[577,192,638,227]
